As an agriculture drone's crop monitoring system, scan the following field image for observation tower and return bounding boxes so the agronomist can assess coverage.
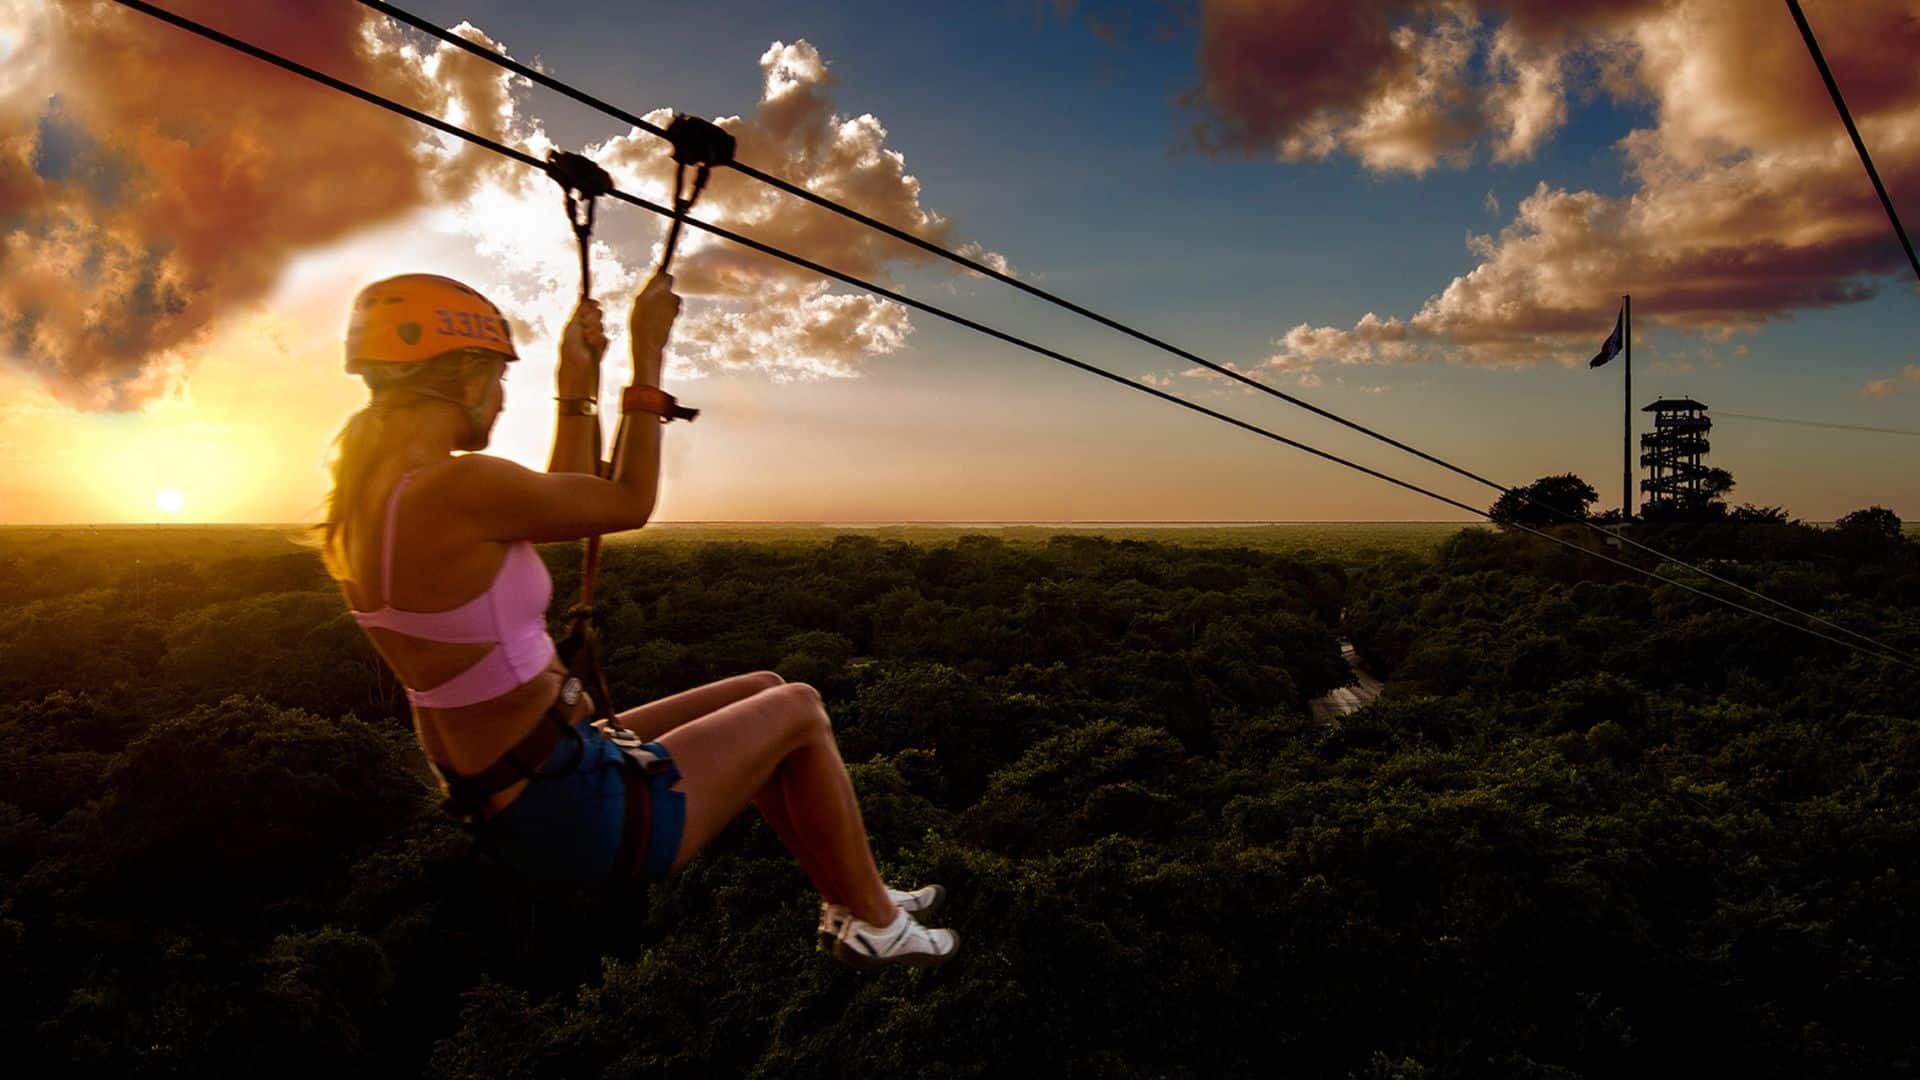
[1639,397,1712,513]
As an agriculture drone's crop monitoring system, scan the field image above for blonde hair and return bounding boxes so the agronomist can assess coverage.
[313,350,506,584]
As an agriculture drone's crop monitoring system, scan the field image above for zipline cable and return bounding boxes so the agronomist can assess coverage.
[354,0,671,140]
[1786,0,1920,288]
[1719,411,1920,438]
[107,0,1920,674]
[352,0,1919,665]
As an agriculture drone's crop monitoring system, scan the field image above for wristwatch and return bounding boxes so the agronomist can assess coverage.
[555,397,597,416]
[621,384,699,422]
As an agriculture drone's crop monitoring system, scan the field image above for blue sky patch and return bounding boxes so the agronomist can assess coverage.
[32,96,129,205]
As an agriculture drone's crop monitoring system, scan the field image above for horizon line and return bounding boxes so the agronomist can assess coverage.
[4,519,1486,528]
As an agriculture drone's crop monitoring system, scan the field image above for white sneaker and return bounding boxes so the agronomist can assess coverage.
[890,884,946,916]
[830,908,959,971]
[817,885,945,946]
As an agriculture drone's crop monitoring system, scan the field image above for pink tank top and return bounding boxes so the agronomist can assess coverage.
[349,469,557,708]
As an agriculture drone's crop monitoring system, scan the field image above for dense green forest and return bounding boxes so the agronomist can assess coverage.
[1,519,1916,1077]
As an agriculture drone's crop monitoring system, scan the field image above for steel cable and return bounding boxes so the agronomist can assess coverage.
[1718,411,1920,438]
[1786,0,1920,286]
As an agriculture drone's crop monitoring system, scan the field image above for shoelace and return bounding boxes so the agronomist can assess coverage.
[839,911,921,957]
[820,890,927,928]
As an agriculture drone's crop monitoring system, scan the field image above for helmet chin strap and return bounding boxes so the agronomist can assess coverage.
[405,386,489,448]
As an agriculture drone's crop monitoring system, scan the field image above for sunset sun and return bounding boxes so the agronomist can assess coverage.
[155,488,185,515]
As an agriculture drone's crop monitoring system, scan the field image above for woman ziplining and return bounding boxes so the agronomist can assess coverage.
[314,139,957,970]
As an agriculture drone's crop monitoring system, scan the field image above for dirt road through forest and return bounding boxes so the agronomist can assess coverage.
[1310,641,1383,725]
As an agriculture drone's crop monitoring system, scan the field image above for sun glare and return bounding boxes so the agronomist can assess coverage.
[155,488,186,515]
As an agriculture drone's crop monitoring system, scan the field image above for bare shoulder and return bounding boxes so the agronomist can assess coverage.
[436,452,529,491]
[424,454,651,544]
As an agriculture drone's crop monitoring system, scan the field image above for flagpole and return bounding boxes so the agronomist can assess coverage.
[1623,293,1631,521]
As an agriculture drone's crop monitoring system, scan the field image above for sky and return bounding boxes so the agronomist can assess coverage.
[2,0,1917,524]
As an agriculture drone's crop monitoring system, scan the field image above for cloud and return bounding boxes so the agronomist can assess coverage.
[594,42,1008,297]
[1177,361,1263,395]
[1267,313,1424,369]
[956,240,1016,278]
[486,38,1002,383]
[1255,320,1419,393]
[3,14,998,409]
[1182,0,1648,171]
[1198,0,1920,367]
[1137,358,1322,395]
[1484,26,1566,163]
[1863,363,1920,398]
[0,1,530,411]
[579,40,1009,381]
[667,280,912,382]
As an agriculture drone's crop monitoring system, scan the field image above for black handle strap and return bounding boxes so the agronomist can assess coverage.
[545,148,624,722]
[657,114,735,273]
[552,121,731,724]
[546,150,615,304]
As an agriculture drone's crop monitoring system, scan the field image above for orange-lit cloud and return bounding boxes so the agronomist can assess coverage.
[305,34,986,391]
[1862,363,1920,399]
[1184,0,1654,171]
[4,6,999,415]
[0,0,528,411]
[590,40,1005,382]
[1211,0,1920,378]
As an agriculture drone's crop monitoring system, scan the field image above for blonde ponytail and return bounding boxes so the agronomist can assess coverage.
[312,350,504,584]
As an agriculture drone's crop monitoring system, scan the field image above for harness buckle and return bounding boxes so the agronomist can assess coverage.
[594,720,673,774]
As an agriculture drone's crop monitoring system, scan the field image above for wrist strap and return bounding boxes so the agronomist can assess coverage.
[555,396,597,416]
[621,384,699,422]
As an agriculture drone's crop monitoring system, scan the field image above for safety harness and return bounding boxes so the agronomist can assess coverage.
[427,116,735,879]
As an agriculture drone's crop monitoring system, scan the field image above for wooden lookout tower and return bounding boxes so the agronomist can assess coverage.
[1639,397,1712,513]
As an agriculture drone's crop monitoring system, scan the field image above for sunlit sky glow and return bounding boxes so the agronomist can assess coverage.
[2,0,1916,524]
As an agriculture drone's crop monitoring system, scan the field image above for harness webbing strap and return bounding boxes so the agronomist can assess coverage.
[557,596,617,725]
[609,753,657,880]
[432,678,582,820]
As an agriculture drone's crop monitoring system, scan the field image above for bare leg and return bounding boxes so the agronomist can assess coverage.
[613,671,784,741]
[656,682,896,926]
[753,764,843,904]
[613,672,839,900]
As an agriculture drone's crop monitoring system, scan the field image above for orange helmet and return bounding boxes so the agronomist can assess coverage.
[344,274,518,374]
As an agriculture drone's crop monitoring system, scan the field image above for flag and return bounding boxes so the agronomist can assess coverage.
[1589,307,1624,368]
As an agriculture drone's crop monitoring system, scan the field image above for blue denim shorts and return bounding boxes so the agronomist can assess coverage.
[477,719,686,882]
